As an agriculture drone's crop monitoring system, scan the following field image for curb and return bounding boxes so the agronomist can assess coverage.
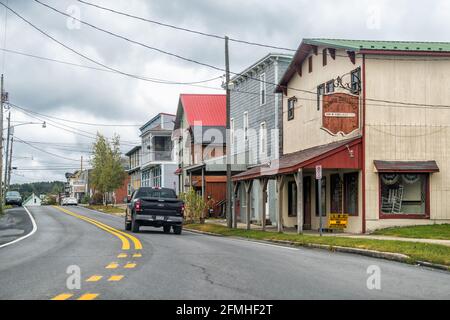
[184,228,449,272]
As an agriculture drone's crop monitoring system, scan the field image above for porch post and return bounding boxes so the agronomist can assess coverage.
[233,181,239,229]
[244,180,252,230]
[201,166,205,198]
[294,169,304,234]
[259,178,268,231]
[276,175,286,233]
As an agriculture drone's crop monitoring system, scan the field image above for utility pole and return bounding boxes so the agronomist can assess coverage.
[0,74,4,205]
[81,156,83,172]
[7,133,13,189]
[4,111,10,192]
[225,36,232,229]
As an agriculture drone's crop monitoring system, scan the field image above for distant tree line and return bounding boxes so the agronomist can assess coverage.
[9,181,65,200]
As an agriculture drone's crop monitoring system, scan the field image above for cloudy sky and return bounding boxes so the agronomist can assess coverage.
[2,0,449,183]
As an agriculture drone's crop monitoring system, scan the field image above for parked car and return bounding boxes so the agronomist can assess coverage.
[62,197,78,206]
[5,191,22,206]
[125,187,184,234]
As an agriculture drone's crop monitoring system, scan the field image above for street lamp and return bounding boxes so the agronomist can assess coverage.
[4,118,46,195]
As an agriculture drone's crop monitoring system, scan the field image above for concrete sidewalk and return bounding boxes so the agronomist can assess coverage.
[206,219,450,247]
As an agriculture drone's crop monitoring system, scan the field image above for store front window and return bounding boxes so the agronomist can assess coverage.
[380,173,428,217]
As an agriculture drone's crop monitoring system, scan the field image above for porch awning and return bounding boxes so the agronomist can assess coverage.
[232,136,362,181]
[374,160,439,173]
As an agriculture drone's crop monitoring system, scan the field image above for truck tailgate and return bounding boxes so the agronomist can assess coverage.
[140,198,183,216]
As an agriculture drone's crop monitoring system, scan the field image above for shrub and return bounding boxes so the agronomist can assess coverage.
[81,194,90,204]
[179,188,206,224]
[90,193,104,205]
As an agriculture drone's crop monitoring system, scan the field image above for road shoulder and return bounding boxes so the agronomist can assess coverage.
[0,206,37,248]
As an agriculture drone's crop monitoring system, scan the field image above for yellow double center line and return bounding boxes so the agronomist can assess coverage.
[54,206,142,251]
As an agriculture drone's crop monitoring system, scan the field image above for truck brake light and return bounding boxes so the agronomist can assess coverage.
[135,199,142,212]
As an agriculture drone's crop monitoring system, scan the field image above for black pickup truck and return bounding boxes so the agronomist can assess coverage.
[125,187,184,234]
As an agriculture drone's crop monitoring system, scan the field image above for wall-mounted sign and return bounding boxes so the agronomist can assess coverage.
[322,93,359,136]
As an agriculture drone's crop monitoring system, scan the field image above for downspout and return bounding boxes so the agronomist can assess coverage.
[362,54,367,234]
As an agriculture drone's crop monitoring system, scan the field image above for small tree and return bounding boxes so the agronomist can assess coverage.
[91,133,127,205]
[179,188,206,224]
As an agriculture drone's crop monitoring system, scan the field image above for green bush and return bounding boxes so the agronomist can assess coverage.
[179,187,206,224]
[81,194,90,204]
[91,193,104,205]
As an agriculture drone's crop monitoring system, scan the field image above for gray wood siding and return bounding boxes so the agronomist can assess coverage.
[230,56,291,166]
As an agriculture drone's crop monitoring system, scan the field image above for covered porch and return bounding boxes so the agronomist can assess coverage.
[232,137,363,233]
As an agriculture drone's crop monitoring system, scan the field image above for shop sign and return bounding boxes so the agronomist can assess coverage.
[322,93,359,136]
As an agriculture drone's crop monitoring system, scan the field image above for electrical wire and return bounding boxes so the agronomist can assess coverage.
[0,47,223,85]
[13,136,83,162]
[76,0,297,52]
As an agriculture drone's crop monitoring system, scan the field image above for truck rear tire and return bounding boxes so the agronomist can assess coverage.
[125,219,131,231]
[131,214,140,233]
[163,225,171,233]
[173,226,182,235]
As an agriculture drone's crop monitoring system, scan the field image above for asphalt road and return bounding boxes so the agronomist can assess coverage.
[0,205,449,300]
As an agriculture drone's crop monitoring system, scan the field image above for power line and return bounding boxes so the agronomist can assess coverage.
[30,1,315,96]
[0,1,225,88]
[76,0,297,52]
[75,0,450,63]
[0,47,223,86]
[13,136,83,162]
[6,1,450,119]
[9,103,142,145]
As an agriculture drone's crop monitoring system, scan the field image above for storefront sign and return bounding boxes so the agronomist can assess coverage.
[328,213,349,229]
[322,93,359,136]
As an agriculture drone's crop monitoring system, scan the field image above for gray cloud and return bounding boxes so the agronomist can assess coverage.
[2,0,450,182]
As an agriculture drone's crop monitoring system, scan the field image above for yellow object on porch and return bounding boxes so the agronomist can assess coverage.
[328,214,349,229]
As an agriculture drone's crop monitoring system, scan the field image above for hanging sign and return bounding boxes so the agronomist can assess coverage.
[322,93,359,136]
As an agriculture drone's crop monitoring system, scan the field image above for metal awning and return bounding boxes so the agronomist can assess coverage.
[232,137,362,181]
[374,160,439,173]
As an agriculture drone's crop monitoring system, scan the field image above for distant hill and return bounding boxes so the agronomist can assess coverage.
[9,181,65,200]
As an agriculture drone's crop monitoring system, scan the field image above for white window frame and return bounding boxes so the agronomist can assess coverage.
[243,112,249,141]
[259,122,267,155]
[260,73,266,106]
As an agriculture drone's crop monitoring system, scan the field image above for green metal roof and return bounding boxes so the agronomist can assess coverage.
[303,38,450,52]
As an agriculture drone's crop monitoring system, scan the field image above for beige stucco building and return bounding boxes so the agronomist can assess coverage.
[233,39,450,233]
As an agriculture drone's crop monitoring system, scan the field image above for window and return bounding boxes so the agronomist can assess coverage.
[288,181,297,217]
[260,73,266,105]
[380,173,428,217]
[308,56,313,73]
[326,80,335,94]
[317,84,325,110]
[287,97,296,121]
[350,68,361,94]
[315,177,326,216]
[259,122,267,155]
[243,112,248,141]
[152,166,162,187]
[344,172,359,216]
[322,48,327,66]
[330,174,343,213]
